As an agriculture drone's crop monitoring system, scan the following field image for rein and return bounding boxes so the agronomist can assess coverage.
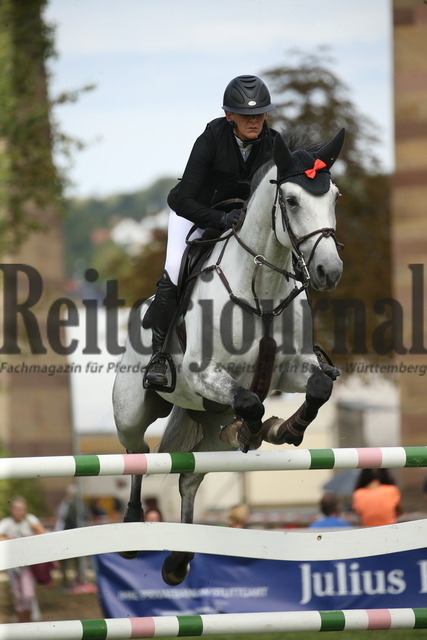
[214,230,308,322]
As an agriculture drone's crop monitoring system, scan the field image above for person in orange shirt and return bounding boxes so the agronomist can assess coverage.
[352,468,401,527]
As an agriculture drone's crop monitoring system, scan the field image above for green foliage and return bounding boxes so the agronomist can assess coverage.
[92,229,168,303]
[63,177,175,282]
[264,47,382,175]
[0,0,64,253]
[311,172,392,364]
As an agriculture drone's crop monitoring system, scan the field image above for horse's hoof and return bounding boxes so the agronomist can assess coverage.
[306,368,333,406]
[237,422,263,453]
[322,364,340,380]
[161,564,190,586]
[161,552,193,586]
[119,550,140,560]
[219,418,242,448]
[261,413,308,446]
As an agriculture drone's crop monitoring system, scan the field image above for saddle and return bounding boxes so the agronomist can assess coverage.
[176,227,221,319]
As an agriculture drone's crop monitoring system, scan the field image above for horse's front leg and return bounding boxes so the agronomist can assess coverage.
[186,360,265,452]
[161,472,204,586]
[262,367,334,446]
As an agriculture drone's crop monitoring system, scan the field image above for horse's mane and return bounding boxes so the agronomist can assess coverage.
[249,129,326,196]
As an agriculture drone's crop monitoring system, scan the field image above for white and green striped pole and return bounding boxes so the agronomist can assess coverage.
[0,446,426,479]
[0,608,426,639]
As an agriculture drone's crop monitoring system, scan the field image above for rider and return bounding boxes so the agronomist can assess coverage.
[144,75,277,389]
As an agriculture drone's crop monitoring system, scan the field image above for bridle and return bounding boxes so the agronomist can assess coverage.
[269,177,343,286]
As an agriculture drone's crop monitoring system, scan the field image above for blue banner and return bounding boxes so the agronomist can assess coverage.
[95,547,427,617]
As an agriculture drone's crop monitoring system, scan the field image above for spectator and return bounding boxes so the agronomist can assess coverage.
[145,507,163,522]
[54,485,80,590]
[0,496,45,622]
[227,504,249,528]
[87,497,108,524]
[352,468,401,527]
[309,493,351,528]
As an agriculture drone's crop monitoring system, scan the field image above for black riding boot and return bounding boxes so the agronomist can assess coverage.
[144,270,177,388]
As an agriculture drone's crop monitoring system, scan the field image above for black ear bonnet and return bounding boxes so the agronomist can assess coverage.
[273,128,345,195]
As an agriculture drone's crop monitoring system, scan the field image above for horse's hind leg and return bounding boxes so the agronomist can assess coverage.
[119,473,144,560]
[124,474,144,523]
[161,472,205,586]
[262,367,334,446]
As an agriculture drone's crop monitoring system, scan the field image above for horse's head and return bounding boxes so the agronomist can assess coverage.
[272,129,345,291]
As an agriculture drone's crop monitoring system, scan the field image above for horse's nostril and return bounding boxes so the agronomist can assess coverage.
[316,265,326,281]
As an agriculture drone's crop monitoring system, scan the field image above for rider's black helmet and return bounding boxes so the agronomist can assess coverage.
[222,75,275,115]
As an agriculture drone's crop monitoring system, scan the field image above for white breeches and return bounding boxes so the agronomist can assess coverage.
[164,210,204,285]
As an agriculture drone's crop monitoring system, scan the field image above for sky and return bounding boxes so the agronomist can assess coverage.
[44,0,393,200]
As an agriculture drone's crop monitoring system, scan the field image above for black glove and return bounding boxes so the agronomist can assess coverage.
[220,209,241,230]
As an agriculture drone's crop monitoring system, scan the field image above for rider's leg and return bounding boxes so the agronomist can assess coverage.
[144,269,178,386]
[144,212,202,387]
[164,212,203,286]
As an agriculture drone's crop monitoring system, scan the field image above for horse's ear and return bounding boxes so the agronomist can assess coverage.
[317,128,345,169]
[273,134,294,175]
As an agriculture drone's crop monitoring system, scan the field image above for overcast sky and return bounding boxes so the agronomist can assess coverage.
[45,0,393,199]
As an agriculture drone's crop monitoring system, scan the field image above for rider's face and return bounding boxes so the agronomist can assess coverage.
[226,111,268,141]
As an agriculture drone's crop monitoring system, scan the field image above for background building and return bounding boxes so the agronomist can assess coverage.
[392,0,427,508]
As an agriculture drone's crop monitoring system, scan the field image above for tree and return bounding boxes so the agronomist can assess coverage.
[264,47,382,175]
[0,0,63,252]
[0,0,74,515]
[63,177,175,282]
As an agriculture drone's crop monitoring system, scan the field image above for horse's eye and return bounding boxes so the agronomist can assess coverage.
[286,196,298,208]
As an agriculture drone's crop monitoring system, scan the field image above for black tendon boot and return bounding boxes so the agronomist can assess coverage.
[144,270,177,388]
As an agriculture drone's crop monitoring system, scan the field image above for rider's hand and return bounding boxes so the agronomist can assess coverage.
[220,209,242,230]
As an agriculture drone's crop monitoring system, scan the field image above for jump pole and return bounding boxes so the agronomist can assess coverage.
[0,446,426,479]
[0,608,426,639]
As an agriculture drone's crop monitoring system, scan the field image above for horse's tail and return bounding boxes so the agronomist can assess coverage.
[158,406,202,453]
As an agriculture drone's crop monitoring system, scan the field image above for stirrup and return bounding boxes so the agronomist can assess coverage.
[145,354,168,385]
[143,352,176,393]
